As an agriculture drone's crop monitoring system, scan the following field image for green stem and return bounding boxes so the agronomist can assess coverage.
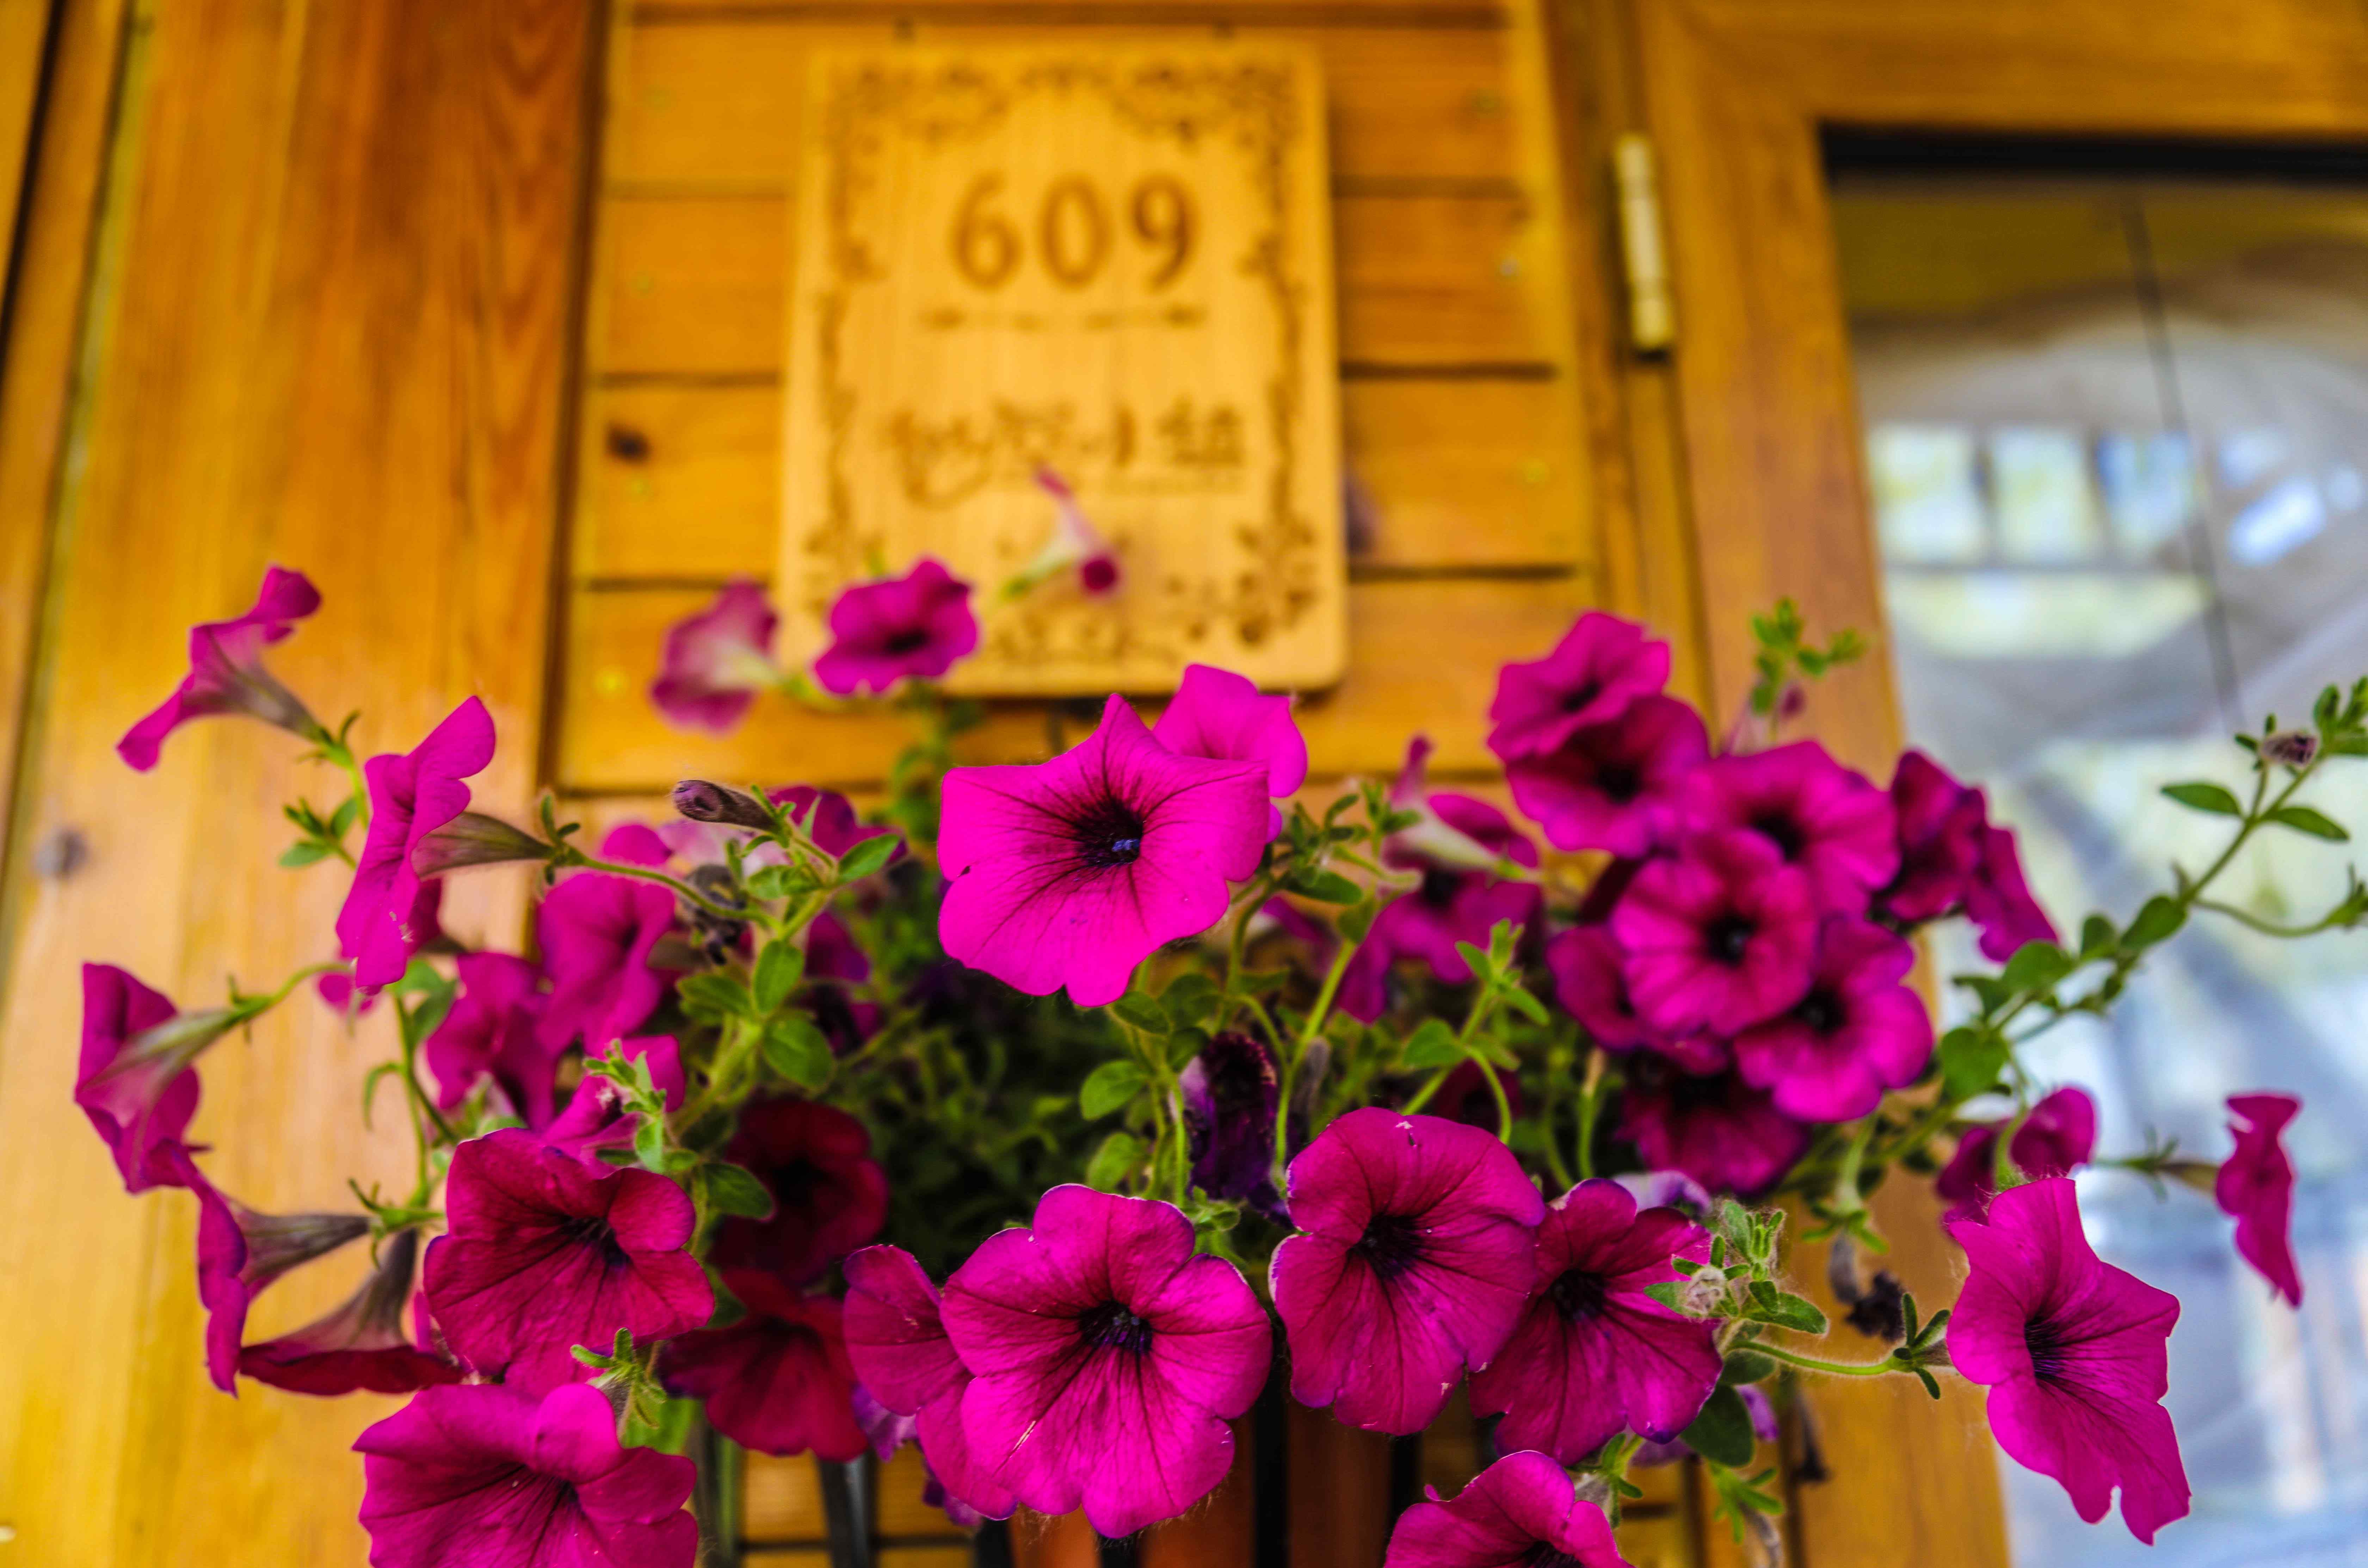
[1751,1343,1904,1379]
[573,854,747,922]
[1482,1059,1514,1143]
[2192,896,2345,939]
[1572,1048,1607,1180]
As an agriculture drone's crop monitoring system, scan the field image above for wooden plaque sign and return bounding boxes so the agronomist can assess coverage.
[779,44,1346,695]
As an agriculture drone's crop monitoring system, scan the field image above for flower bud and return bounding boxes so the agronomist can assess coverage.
[2262,730,2319,768]
[672,780,774,830]
[408,811,549,876]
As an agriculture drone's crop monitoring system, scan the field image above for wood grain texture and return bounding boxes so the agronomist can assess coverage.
[0,0,595,1562]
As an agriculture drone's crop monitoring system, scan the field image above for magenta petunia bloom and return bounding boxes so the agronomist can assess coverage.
[1731,917,1932,1122]
[1382,1450,1627,1568]
[650,579,780,734]
[338,697,497,988]
[422,1129,711,1390]
[1677,740,1898,913]
[941,1186,1271,1536]
[1152,663,1307,834]
[240,1229,462,1396]
[536,873,676,1053]
[1618,1067,1807,1197]
[661,1274,866,1460]
[1487,611,1671,763]
[1881,750,1986,922]
[1546,925,1661,1053]
[1937,1086,2096,1223]
[1338,871,1544,1025]
[1180,1029,1288,1221]
[938,693,1269,1007]
[1506,695,1708,857]
[315,971,379,1018]
[356,1381,697,1568]
[710,1098,889,1285]
[1385,736,1541,872]
[1028,465,1123,597]
[842,1245,1017,1522]
[2217,1093,2302,1306]
[173,1148,371,1393]
[1611,831,1819,1036]
[1966,822,2059,962]
[542,1036,685,1166]
[76,963,227,1192]
[813,558,979,696]
[1948,1178,2190,1543]
[424,952,559,1126]
[1468,1179,1720,1462]
[1272,1110,1543,1434]
[117,565,323,770]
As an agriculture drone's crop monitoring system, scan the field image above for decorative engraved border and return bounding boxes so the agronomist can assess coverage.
[800,55,1323,670]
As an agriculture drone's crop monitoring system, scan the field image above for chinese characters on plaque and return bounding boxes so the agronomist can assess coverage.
[779,45,1346,694]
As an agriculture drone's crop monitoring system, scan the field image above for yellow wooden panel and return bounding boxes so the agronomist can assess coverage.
[878,1441,968,1538]
[879,1550,975,1568]
[742,1553,830,1568]
[609,21,1522,190]
[744,1452,828,1541]
[1613,1508,1696,1568]
[594,191,1566,376]
[637,0,1506,12]
[576,383,783,580]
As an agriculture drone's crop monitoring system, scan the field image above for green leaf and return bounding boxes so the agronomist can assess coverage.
[1500,986,1549,1025]
[1159,974,1221,1030]
[1291,870,1363,905]
[746,864,815,902]
[633,1113,667,1169]
[2078,914,2116,958]
[2267,804,2348,841]
[677,972,751,1021]
[1110,997,1169,1036]
[329,794,361,838]
[1678,1384,1758,1467]
[1722,1349,1778,1385]
[702,1162,776,1220]
[760,1017,833,1089]
[1336,901,1378,944]
[2161,782,2243,816]
[1399,1018,1465,1070]
[1745,1290,1829,1335]
[834,833,901,882]
[2000,940,2074,994]
[278,841,332,869]
[1086,1131,1144,1192]
[2124,895,2187,949]
[1939,1023,2009,1100]
[1079,1060,1149,1119]
[752,942,803,1014]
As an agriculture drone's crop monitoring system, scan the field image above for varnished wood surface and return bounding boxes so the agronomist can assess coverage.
[0,1,596,1563]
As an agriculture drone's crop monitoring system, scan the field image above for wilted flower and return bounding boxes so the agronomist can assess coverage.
[1382,1450,1627,1568]
[1937,1086,2096,1223]
[940,1186,1270,1536]
[2218,1093,2302,1306]
[1387,736,1540,872]
[337,697,496,987]
[1486,612,1670,762]
[1880,750,1986,923]
[650,578,780,733]
[1468,1179,1720,1463]
[1731,917,1932,1122]
[2260,730,2318,768]
[407,810,549,877]
[1617,1066,1808,1197]
[117,565,323,770]
[356,1382,697,1568]
[1965,822,2059,962]
[1677,740,1898,913]
[536,873,676,1053]
[239,1229,461,1396]
[842,1245,1016,1522]
[422,1130,711,1390]
[937,693,1268,1006]
[1180,1030,1287,1220]
[423,952,559,1127]
[76,963,228,1193]
[710,1099,889,1286]
[1948,1178,2190,1543]
[670,779,775,831]
[1611,831,1819,1036]
[813,558,979,696]
[1272,1110,1543,1434]
[1505,695,1708,857]
[175,1147,370,1393]
[661,1274,867,1460]
[1024,466,1123,597]
[1151,662,1307,833]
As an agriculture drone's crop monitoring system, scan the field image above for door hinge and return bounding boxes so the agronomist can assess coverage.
[1612,131,1676,354]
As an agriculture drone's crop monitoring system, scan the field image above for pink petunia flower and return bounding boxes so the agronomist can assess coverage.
[76,963,228,1192]
[239,1229,462,1397]
[536,873,676,1054]
[1676,740,1898,913]
[1879,750,1987,923]
[1152,663,1308,835]
[1468,1179,1720,1463]
[1338,870,1543,1025]
[172,1147,370,1393]
[1965,822,2059,963]
[424,952,559,1127]
[1948,1177,2190,1543]
[1026,466,1123,597]
[337,697,497,988]
[1272,1110,1543,1434]
[356,1381,697,1568]
[842,1245,1017,1522]
[650,579,780,734]
[1487,612,1671,763]
[2217,1093,2302,1307]
[1731,917,1932,1122]
[314,971,379,1018]
[661,1274,867,1460]
[937,693,1269,1007]
[1546,925,1721,1071]
[813,558,979,696]
[541,1036,685,1167]
[1937,1087,2096,1224]
[941,1186,1270,1536]
[1611,831,1819,1036]
[1617,1066,1808,1197]
[1382,1450,1628,1568]
[710,1099,889,1286]
[117,565,323,770]
[422,1130,712,1390]
[1505,695,1708,857]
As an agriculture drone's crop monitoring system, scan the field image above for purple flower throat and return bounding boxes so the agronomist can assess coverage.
[1354,1212,1426,1279]
[1559,680,1603,714]
[1794,986,1844,1033]
[1751,809,1806,859]
[1523,1547,1586,1568]
[1079,1300,1154,1356]
[880,628,931,655]
[1071,796,1146,868]
[1705,914,1757,964]
[1547,1267,1609,1323]
[2024,1313,2072,1382]
[561,1212,631,1270]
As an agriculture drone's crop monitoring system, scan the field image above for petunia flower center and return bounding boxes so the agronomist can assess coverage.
[1750,810,1806,861]
[1558,678,1604,715]
[879,626,932,656]
[1352,1211,1426,1280]
[1704,914,1756,966]
[1071,796,1148,869]
[1520,1545,1584,1568]
[559,1213,631,1271]
[1795,987,1844,1035]
[1077,1300,1154,1356]
[2023,1313,2072,1383]
[1595,760,1642,803]
[1547,1267,1610,1323]
[1418,867,1462,908]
